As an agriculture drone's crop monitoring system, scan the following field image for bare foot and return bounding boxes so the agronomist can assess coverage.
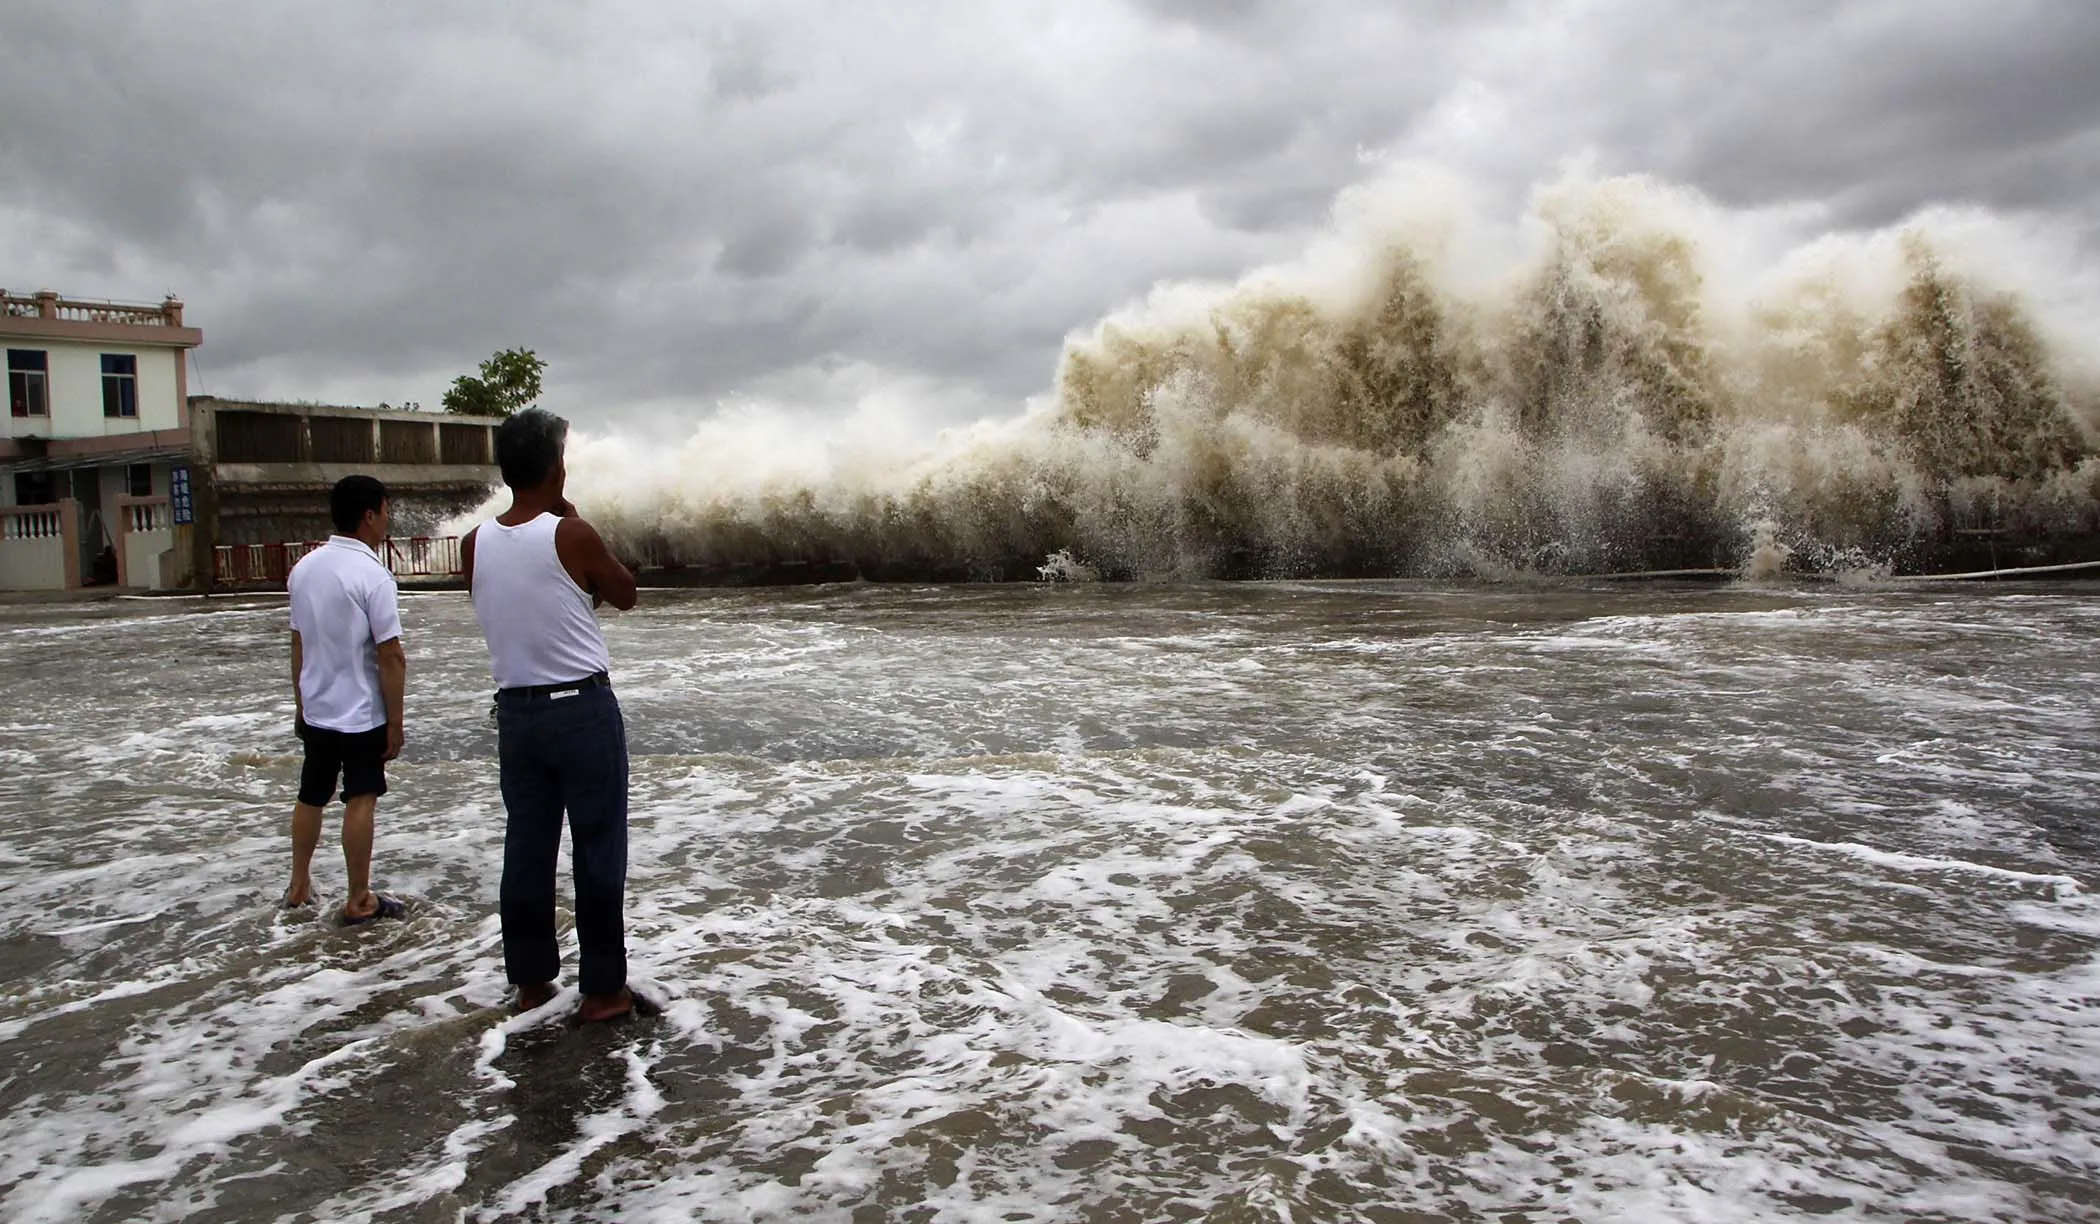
[341,893,406,926]
[578,988,633,1023]
[513,981,558,1012]
[281,879,314,909]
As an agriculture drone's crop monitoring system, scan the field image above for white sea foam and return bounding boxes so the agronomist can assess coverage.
[1753,833,2085,899]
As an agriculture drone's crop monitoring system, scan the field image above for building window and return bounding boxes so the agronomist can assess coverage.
[13,472,55,505]
[8,350,48,418]
[101,354,138,418]
[127,464,154,497]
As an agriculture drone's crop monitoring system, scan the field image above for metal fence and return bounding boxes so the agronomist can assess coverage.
[212,536,464,587]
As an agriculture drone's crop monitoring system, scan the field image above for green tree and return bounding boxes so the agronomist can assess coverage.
[442,347,545,418]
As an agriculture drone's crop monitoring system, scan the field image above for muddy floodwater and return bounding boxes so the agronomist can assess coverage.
[0,581,2096,1222]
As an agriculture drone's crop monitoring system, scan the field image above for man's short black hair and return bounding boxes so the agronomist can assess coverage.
[330,475,388,535]
[495,408,569,490]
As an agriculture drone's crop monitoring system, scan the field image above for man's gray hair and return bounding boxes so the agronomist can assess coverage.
[495,408,569,490]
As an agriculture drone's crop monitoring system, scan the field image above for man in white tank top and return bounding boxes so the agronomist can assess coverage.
[464,408,640,1023]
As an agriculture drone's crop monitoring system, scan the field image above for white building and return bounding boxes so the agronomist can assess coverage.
[1,289,201,590]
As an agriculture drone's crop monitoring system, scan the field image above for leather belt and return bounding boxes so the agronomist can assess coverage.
[496,671,610,700]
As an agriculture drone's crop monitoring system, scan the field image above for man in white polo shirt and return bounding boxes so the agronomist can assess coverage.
[283,474,409,925]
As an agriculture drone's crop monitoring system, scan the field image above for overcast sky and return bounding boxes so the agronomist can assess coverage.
[4,0,2096,436]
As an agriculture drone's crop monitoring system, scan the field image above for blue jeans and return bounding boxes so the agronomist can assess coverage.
[496,683,628,997]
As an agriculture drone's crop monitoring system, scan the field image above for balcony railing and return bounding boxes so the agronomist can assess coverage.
[1,506,66,540]
[121,498,172,534]
[0,289,185,327]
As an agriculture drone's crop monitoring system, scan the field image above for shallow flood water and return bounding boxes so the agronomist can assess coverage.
[0,581,2095,1222]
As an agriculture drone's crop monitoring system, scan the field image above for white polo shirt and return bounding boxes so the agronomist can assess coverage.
[288,536,403,733]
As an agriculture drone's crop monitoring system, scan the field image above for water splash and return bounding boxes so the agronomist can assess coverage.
[554,168,2100,579]
[1036,549,1099,583]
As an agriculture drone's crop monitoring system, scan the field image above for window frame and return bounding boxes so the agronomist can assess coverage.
[101,353,139,419]
[8,349,48,419]
[126,463,154,498]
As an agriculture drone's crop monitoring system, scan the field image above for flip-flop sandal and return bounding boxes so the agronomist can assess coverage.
[341,895,407,926]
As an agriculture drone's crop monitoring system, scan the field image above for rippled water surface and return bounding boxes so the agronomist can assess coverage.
[0,581,2096,1223]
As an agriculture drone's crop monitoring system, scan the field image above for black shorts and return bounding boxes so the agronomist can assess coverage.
[297,720,389,806]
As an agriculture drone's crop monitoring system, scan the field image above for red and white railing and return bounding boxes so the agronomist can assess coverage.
[212,535,464,586]
[385,535,461,577]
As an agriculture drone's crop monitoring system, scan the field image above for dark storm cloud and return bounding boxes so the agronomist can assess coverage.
[1404,0,2100,230]
[2,0,2095,429]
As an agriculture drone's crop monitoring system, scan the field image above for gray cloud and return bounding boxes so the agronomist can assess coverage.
[1,0,2095,431]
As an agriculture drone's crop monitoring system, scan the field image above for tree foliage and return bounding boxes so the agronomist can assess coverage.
[442,347,545,418]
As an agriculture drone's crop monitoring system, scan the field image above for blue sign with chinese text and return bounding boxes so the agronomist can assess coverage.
[170,465,193,526]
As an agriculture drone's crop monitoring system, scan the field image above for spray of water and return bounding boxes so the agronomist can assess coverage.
[546,168,2100,579]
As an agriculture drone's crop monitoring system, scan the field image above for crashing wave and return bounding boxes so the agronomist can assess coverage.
[548,168,2100,580]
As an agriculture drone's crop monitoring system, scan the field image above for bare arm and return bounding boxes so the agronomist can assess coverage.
[461,524,477,592]
[290,630,304,729]
[376,637,406,760]
[555,515,639,612]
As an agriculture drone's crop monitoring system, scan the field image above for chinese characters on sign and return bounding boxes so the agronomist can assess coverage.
[170,466,193,525]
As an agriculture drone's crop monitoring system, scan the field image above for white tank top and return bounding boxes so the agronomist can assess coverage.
[470,512,612,689]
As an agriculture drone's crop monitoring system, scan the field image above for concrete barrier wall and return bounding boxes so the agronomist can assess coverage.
[0,505,76,590]
[123,528,174,589]
[118,497,175,590]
